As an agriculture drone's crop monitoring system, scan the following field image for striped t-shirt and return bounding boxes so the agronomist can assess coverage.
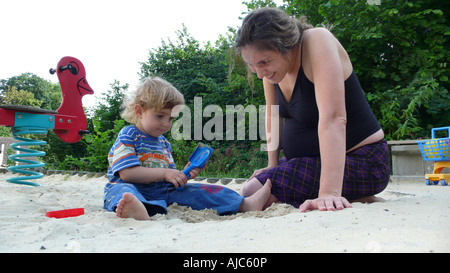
[107,125,176,183]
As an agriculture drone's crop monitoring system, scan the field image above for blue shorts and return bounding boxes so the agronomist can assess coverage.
[103,181,244,216]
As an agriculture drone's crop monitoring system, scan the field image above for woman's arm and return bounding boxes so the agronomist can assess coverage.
[299,28,352,212]
[263,78,283,167]
[248,79,283,180]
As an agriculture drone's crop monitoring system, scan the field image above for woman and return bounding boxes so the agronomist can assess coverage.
[234,7,390,212]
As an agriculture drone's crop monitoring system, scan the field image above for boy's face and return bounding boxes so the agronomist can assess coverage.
[135,106,177,138]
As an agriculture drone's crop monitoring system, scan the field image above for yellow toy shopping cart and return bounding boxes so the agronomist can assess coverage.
[417,127,450,186]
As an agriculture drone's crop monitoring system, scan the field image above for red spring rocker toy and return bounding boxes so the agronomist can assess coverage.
[0,56,94,186]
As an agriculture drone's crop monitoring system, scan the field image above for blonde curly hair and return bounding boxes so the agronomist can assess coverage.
[121,76,185,124]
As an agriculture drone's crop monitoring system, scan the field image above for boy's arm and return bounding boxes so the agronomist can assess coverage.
[119,166,188,188]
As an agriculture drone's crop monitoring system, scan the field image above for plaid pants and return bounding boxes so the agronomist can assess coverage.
[255,140,390,208]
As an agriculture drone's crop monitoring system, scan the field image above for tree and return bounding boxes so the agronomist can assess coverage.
[57,119,125,173]
[89,80,129,132]
[0,86,41,137]
[0,86,41,106]
[0,73,62,110]
[140,25,259,107]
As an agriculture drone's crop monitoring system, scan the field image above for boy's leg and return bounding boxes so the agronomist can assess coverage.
[167,181,272,215]
[167,183,244,215]
[116,193,151,220]
[241,178,279,209]
[239,178,263,196]
[104,183,167,218]
[239,179,274,211]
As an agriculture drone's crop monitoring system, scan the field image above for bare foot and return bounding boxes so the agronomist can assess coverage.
[239,179,272,212]
[116,193,151,220]
[352,195,385,204]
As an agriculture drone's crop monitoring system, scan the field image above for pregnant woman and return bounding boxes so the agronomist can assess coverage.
[234,7,390,212]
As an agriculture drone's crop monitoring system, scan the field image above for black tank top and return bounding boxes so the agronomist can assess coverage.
[275,49,381,159]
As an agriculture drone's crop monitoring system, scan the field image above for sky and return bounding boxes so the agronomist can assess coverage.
[0,0,282,108]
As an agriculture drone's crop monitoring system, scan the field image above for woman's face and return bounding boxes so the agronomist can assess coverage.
[241,45,292,84]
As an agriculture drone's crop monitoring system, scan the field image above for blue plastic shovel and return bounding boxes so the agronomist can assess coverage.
[182,143,213,180]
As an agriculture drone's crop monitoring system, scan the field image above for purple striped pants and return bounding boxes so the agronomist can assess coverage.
[255,140,390,208]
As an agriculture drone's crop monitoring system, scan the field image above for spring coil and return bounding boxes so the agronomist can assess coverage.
[7,127,47,186]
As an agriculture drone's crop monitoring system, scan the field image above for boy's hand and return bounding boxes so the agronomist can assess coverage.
[164,169,188,188]
[183,162,206,180]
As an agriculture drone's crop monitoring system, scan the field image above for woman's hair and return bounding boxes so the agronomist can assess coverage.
[121,76,185,124]
[234,7,313,55]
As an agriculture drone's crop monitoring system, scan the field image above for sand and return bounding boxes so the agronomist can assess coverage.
[0,171,449,253]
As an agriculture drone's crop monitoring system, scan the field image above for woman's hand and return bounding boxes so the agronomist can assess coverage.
[299,194,352,213]
[249,166,275,180]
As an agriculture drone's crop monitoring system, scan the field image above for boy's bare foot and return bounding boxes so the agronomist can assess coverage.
[116,193,151,220]
[239,179,273,212]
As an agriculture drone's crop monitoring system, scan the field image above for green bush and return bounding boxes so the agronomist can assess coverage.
[57,119,125,172]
